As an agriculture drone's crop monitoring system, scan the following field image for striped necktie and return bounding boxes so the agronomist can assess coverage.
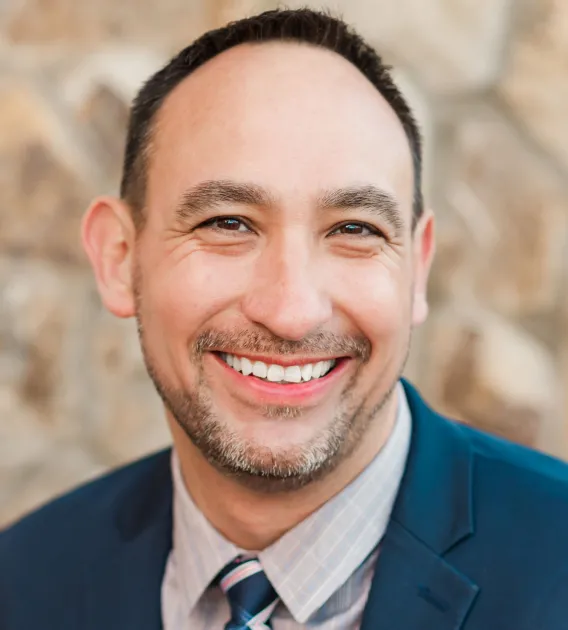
[217,556,280,630]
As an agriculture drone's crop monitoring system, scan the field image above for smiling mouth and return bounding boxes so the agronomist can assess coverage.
[216,352,341,384]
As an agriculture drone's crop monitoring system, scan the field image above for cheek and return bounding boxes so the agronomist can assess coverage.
[142,252,251,338]
[331,261,411,340]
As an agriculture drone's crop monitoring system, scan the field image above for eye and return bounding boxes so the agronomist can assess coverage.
[200,216,252,233]
[329,222,382,237]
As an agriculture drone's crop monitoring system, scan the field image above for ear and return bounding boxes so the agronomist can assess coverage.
[411,208,436,326]
[81,196,137,318]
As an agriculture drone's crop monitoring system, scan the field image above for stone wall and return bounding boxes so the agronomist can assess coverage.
[1,0,567,527]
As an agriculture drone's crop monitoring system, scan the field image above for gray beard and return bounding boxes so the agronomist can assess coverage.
[137,327,406,493]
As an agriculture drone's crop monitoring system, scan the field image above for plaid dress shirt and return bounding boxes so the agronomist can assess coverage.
[162,382,411,629]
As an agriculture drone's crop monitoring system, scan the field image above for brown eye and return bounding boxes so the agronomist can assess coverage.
[330,222,379,237]
[217,218,244,231]
[201,217,251,232]
[341,224,366,235]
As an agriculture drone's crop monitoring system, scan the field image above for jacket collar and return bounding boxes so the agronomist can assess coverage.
[393,378,475,552]
[359,379,479,630]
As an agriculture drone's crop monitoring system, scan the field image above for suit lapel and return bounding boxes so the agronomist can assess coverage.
[84,450,173,630]
[360,522,479,630]
[361,380,480,629]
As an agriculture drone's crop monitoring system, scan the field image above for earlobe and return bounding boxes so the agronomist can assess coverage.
[81,196,137,318]
[412,293,429,326]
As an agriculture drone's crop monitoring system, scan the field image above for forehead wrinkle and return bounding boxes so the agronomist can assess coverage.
[317,185,405,234]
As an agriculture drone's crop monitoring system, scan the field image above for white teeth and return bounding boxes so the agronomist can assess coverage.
[311,362,323,379]
[301,364,313,381]
[284,366,302,383]
[267,364,285,382]
[252,361,268,379]
[221,353,337,383]
[240,357,253,376]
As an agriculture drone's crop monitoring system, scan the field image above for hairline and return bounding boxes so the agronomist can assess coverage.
[124,29,423,231]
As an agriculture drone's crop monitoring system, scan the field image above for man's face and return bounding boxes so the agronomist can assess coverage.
[101,43,433,488]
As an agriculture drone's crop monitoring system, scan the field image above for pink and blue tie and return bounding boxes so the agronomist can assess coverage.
[217,556,280,630]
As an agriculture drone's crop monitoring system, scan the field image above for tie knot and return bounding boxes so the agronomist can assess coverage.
[217,556,279,629]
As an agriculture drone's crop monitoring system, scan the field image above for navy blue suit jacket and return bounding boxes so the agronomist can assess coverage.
[2,380,568,629]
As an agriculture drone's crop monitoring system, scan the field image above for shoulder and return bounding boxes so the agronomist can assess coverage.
[455,421,568,560]
[406,378,568,520]
[0,449,172,591]
[1,448,171,544]
[462,422,568,502]
[453,425,568,627]
[453,421,568,540]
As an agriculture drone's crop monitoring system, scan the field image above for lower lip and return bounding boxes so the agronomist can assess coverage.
[211,353,352,404]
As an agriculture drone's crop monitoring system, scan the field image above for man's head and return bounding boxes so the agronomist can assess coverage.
[82,9,435,490]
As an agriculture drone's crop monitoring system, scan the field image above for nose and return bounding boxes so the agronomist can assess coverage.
[240,232,333,341]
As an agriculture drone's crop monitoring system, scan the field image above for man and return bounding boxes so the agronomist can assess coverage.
[1,8,568,629]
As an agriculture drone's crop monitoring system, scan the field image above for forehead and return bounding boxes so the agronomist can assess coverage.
[147,42,414,217]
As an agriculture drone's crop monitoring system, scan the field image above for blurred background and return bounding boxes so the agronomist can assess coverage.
[1,0,567,527]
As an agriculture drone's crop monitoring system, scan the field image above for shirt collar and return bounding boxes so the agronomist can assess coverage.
[170,381,411,623]
[170,451,242,613]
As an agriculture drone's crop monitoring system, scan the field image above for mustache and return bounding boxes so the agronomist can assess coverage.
[193,329,371,362]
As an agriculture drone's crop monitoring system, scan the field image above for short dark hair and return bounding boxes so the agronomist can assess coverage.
[120,8,423,230]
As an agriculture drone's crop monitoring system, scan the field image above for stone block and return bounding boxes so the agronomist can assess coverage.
[390,67,435,201]
[77,83,129,187]
[62,48,166,189]
[424,307,561,453]
[0,83,94,264]
[277,0,513,93]
[445,105,567,317]
[0,388,56,470]
[0,258,170,525]
[63,49,167,107]
[0,445,107,528]
[88,308,171,464]
[0,258,93,441]
[427,219,476,306]
[5,0,205,49]
[499,0,568,172]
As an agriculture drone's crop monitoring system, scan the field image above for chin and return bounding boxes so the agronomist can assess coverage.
[205,435,345,492]
[223,402,339,447]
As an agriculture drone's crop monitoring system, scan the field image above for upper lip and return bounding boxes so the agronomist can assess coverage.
[213,351,347,367]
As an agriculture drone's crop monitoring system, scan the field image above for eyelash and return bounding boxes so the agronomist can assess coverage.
[199,216,384,238]
[329,222,383,238]
[200,216,251,233]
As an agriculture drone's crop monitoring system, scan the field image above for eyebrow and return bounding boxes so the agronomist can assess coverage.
[175,180,404,234]
[316,185,404,234]
[175,180,276,220]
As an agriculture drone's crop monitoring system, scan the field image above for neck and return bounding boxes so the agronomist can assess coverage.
[169,394,399,550]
